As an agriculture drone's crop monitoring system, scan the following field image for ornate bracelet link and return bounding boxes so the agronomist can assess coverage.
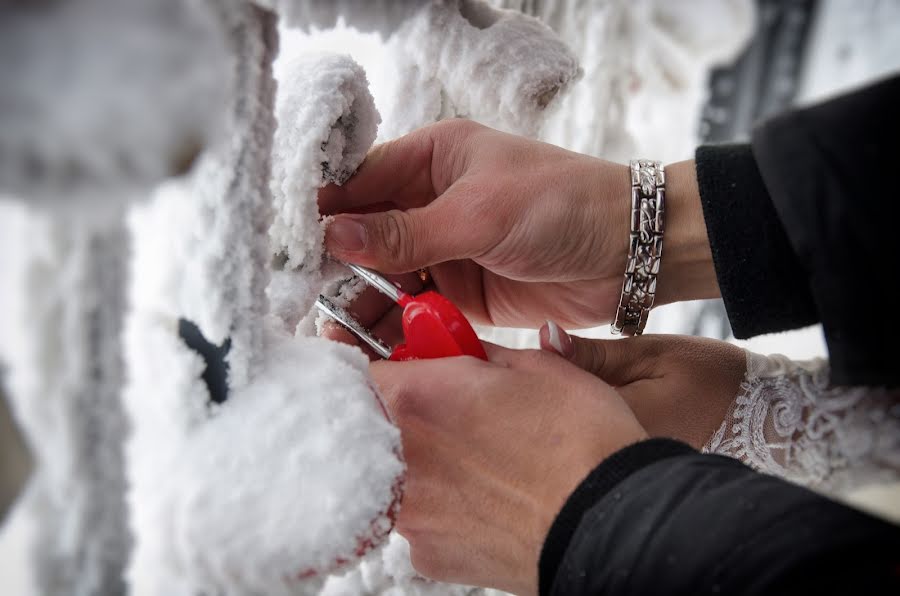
[611,159,665,336]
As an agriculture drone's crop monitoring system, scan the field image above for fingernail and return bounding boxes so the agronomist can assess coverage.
[543,320,574,358]
[326,216,367,252]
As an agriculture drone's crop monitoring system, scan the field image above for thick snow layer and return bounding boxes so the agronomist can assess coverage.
[168,328,403,596]
[270,53,380,274]
[0,0,230,203]
[173,3,279,389]
[125,188,404,596]
[122,10,404,595]
[277,1,582,141]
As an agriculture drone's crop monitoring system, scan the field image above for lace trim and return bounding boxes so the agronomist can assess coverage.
[703,353,900,496]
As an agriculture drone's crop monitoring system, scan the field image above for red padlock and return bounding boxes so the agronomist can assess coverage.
[390,291,487,361]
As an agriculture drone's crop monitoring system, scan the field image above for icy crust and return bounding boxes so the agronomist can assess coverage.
[270,53,380,273]
[387,0,582,138]
[170,330,403,596]
[0,0,229,203]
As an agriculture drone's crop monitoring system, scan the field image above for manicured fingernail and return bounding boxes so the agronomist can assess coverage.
[544,320,574,358]
[326,216,367,252]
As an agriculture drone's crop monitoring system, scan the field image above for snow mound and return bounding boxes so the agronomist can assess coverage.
[170,329,403,596]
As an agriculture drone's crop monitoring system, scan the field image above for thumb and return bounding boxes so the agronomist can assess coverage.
[324,201,483,273]
[538,320,652,386]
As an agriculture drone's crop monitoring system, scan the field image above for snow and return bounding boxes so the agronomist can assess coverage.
[321,534,490,595]
[125,183,404,594]
[165,328,403,596]
[268,54,381,328]
[384,1,582,138]
[0,0,230,204]
[122,8,403,594]
[0,204,131,595]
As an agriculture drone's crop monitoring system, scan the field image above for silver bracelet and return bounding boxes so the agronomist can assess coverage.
[611,160,665,336]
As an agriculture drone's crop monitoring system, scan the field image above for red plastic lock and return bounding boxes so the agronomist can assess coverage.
[389,291,488,361]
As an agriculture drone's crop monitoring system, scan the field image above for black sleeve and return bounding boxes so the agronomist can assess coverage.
[695,75,900,387]
[540,439,900,596]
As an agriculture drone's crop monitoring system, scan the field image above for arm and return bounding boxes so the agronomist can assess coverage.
[542,440,900,596]
[363,342,900,595]
[696,75,900,386]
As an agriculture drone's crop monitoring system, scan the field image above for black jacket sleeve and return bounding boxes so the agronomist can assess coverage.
[695,75,900,387]
[539,439,900,596]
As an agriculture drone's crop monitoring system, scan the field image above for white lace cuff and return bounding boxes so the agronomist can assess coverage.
[703,352,900,498]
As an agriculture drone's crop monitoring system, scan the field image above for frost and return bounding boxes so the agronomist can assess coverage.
[122,8,403,595]
[160,328,403,596]
[270,53,379,274]
[377,0,581,138]
[0,0,230,204]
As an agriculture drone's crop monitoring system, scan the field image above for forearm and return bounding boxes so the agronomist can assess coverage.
[654,159,720,306]
[655,77,900,386]
[651,150,817,330]
[540,440,900,596]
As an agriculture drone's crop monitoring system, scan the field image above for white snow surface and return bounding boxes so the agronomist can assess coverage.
[125,181,404,595]
[168,328,403,596]
[122,11,405,594]
[270,53,380,274]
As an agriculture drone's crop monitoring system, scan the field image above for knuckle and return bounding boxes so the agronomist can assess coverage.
[585,341,607,373]
[433,118,482,139]
[385,385,422,423]
[379,210,414,268]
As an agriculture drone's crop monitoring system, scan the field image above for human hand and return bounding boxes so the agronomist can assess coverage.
[539,323,747,448]
[319,119,717,330]
[369,345,647,595]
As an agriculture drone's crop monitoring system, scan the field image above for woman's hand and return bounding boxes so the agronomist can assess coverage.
[369,345,647,596]
[540,323,747,448]
[319,119,717,330]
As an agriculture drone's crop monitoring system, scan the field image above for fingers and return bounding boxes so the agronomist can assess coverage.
[324,197,490,274]
[320,271,424,359]
[538,320,574,358]
[318,120,480,216]
[318,134,435,216]
[538,320,658,386]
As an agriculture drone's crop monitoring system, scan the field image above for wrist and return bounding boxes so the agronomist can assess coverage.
[655,159,719,305]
